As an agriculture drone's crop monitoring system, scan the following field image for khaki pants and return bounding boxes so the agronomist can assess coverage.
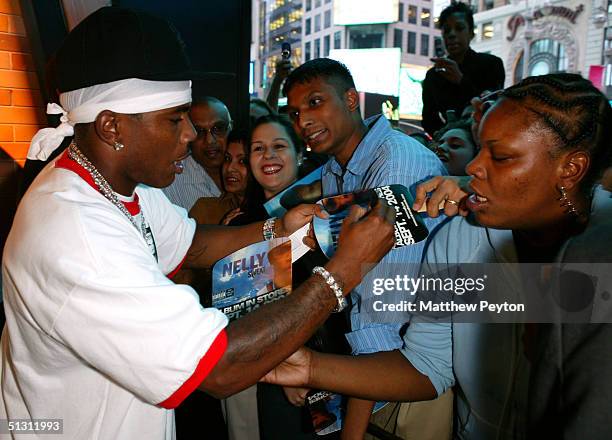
[221,385,260,440]
[365,389,453,440]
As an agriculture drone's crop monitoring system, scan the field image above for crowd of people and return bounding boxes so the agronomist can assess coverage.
[1,3,611,440]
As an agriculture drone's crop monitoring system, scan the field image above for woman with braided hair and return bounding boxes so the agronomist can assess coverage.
[263,73,612,439]
[413,72,612,438]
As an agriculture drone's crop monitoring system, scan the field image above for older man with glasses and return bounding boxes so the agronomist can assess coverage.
[163,96,232,210]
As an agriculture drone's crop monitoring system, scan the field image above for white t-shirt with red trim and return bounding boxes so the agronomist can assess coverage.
[0,150,229,439]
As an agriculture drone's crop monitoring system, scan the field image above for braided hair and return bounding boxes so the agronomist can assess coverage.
[501,73,612,193]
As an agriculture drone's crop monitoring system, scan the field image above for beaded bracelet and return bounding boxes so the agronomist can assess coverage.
[263,217,276,240]
[312,266,347,313]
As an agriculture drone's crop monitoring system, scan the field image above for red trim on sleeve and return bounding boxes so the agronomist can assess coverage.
[158,329,228,409]
[167,254,187,279]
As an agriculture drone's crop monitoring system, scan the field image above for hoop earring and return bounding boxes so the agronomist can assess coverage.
[113,141,125,151]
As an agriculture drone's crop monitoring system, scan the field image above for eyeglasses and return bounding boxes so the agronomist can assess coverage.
[195,121,232,139]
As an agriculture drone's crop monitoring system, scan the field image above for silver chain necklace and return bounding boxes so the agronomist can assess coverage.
[68,141,158,260]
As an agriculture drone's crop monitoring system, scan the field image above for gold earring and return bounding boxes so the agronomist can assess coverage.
[557,185,579,217]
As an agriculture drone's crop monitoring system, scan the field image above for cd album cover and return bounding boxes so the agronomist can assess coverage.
[313,184,429,259]
[212,238,292,321]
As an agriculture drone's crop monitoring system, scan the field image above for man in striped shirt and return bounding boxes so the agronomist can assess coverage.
[283,58,453,438]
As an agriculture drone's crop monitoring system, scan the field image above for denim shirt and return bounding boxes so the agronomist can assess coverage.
[322,115,453,395]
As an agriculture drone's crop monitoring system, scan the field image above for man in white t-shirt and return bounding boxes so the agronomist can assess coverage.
[0,7,396,440]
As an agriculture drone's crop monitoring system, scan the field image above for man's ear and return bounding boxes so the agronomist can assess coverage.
[558,150,590,191]
[94,110,122,149]
[345,88,360,113]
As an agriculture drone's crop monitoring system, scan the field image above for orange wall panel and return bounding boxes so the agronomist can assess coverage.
[0,88,10,105]
[0,0,22,16]
[0,33,28,52]
[14,124,39,141]
[0,2,47,167]
[0,0,48,258]
[0,123,12,140]
[0,106,45,125]
[12,88,42,107]
[11,52,33,71]
[0,14,8,33]
[0,69,39,89]
[1,141,29,160]
[7,14,24,36]
[0,51,10,69]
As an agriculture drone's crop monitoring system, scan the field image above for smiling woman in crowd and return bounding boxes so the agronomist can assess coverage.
[250,115,302,201]
[233,114,321,224]
[230,114,345,439]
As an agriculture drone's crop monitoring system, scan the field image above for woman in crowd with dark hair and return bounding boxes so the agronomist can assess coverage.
[190,129,251,225]
[264,73,612,439]
[231,114,346,439]
[231,114,302,224]
[234,114,322,224]
[431,115,477,176]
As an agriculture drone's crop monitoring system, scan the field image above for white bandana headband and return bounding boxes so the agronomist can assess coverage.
[28,78,192,160]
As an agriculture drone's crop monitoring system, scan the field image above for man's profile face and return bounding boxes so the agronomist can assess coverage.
[286,77,356,159]
[189,101,232,171]
[119,104,195,190]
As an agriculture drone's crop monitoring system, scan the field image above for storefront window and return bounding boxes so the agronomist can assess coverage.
[420,34,429,56]
[482,22,494,39]
[528,38,567,77]
[408,5,417,24]
[334,31,341,49]
[530,60,550,76]
[421,8,430,27]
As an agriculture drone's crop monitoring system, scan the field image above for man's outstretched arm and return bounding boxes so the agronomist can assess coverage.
[199,202,397,398]
[264,348,437,402]
[183,204,317,269]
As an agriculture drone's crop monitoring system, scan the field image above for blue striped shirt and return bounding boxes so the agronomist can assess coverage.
[162,156,221,210]
[322,115,451,394]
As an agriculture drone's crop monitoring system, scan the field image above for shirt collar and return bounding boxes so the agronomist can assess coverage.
[55,148,141,215]
[326,114,390,178]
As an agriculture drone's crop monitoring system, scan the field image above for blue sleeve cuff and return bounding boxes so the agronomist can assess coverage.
[345,323,403,355]
[400,322,454,396]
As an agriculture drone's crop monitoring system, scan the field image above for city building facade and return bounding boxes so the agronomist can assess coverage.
[469,0,610,95]
[254,0,303,98]
[301,0,441,66]
[252,0,444,100]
